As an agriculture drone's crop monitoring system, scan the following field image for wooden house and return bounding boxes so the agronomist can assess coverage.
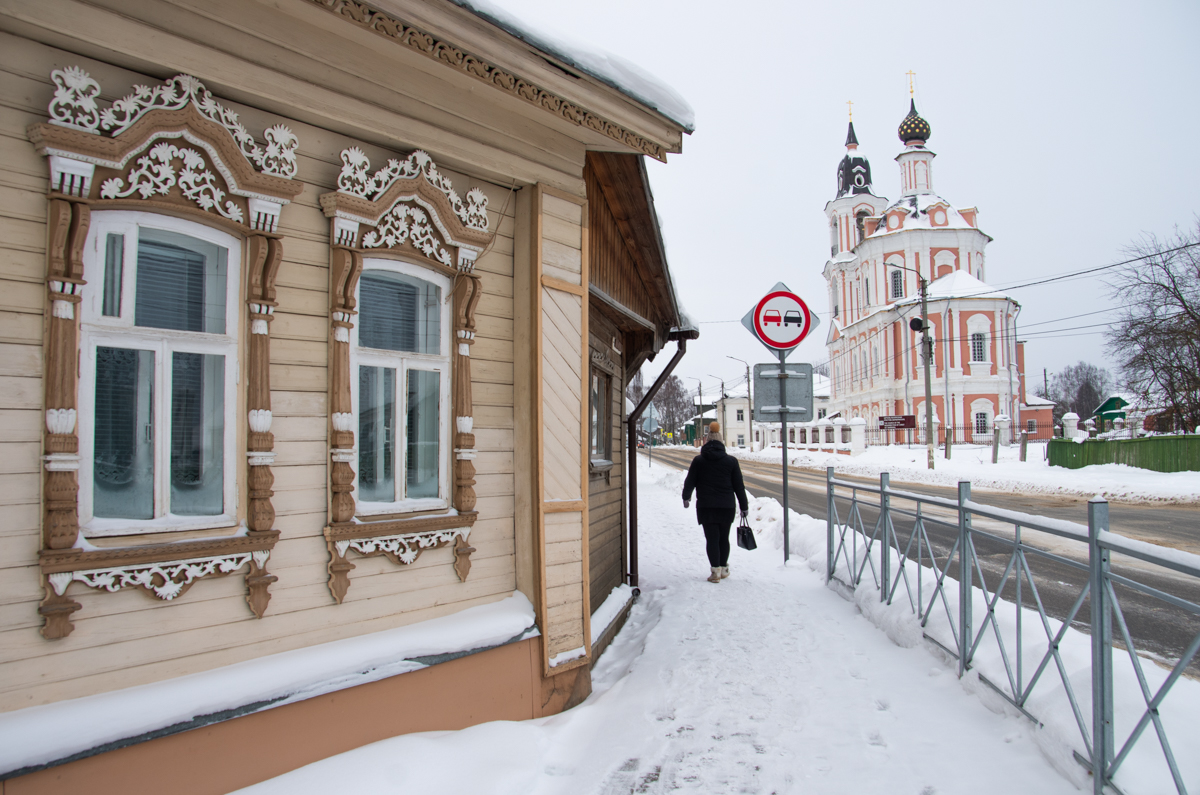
[0,1,692,792]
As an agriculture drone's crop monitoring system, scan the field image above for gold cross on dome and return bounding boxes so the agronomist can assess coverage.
[906,70,916,95]
[846,99,853,120]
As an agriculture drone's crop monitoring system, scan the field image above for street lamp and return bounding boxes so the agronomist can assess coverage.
[728,355,752,448]
[891,263,935,470]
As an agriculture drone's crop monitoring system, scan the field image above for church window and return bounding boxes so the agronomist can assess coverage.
[970,332,987,362]
[855,210,869,244]
[975,412,989,435]
[864,278,870,307]
[1027,419,1038,434]
[890,270,904,299]
[830,217,839,256]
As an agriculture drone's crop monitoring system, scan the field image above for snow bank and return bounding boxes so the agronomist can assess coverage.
[731,443,1200,503]
[590,583,634,645]
[449,0,695,130]
[0,593,536,776]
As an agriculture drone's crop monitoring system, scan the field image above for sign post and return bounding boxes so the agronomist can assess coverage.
[742,282,819,564]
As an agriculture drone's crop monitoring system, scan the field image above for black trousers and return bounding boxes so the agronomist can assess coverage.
[702,521,732,567]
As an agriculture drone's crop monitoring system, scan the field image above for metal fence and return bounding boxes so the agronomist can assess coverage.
[863,423,1057,448]
[1049,435,1200,473]
[825,469,1200,794]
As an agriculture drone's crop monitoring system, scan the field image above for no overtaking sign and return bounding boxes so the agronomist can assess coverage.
[741,282,820,356]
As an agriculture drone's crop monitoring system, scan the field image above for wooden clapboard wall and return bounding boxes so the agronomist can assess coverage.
[0,38,521,711]
[532,185,591,674]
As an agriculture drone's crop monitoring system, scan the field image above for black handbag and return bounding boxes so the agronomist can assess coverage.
[736,514,757,551]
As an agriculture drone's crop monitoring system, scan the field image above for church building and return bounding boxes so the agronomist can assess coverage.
[822,99,1053,442]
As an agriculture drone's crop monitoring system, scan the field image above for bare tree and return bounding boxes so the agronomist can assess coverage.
[812,361,830,378]
[653,375,694,439]
[1106,221,1200,431]
[626,369,645,408]
[1048,361,1113,422]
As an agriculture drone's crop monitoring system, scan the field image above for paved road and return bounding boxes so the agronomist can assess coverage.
[645,447,1200,676]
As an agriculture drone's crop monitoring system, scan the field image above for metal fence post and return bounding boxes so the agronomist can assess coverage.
[880,472,891,603]
[825,466,835,584]
[1088,499,1113,794]
[958,481,972,675]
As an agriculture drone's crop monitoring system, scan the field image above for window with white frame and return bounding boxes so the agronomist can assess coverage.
[353,260,451,513]
[975,412,989,434]
[1027,419,1037,433]
[737,434,745,447]
[79,212,239,535]
[736,409,744,422]
[590,368,611,460]
[890,270,903,299]
[970,332,987,362]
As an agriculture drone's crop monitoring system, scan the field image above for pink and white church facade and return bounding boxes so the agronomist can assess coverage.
[821,101,1053,442]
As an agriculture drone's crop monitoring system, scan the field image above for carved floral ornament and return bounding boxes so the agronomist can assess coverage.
[31,66,303,231]
[29,67,302,639]
[320,147,492,271]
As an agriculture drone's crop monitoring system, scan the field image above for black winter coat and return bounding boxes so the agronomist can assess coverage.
[681,440,750,525]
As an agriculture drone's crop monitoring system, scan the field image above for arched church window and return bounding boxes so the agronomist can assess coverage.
[855,210,869,245]
[830,217,839,256]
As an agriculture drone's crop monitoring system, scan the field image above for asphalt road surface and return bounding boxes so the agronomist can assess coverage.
[645,447,1200,677]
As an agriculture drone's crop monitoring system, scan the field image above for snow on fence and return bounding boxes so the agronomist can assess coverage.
[1048,435,1200,473]
[824,469,1200,795]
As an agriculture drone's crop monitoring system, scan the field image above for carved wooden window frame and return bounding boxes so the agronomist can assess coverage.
[27,67,304,639]
[319,147,494,603]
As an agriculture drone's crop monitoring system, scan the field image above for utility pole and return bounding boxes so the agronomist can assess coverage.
[728,356,752,448]
[1044,368,1049,397]
[709,375,727,437]
[909,275,935,470]
[692,377,704,443]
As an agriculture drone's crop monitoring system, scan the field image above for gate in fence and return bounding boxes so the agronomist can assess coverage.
[824,469,1200,794]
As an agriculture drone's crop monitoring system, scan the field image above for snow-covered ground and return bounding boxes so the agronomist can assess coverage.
[729,442,1200,504]
[237,455,1200,795]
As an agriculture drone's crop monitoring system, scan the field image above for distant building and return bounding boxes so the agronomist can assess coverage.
[821,101,1052,442]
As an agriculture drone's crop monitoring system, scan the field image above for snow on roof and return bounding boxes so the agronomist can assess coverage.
[813,373,831,397]
[1023,394,1055,407]
[894,270,1014,305]
[450,0,695,131]
[867,193,989,240]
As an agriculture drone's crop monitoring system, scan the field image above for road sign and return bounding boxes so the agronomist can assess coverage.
[753,363,813,423]
[879,415,917,430]
[740,282,820,357]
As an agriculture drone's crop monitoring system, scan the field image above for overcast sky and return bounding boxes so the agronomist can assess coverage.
[493,0,1200,401]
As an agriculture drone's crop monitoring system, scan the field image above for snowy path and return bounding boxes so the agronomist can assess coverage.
[237,458,1080,794]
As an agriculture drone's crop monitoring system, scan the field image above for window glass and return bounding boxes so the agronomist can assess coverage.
[170,352,225,515]
[358,366,396,503]
[102,233,124,317]
[590,370,610,458]
[975,412,989,434]
[1027,419,1037,433]
[135,228,227,333]
[971,332,986,362]
[359,271,441,354]
[406,369,440,499]
[94,347,154,519]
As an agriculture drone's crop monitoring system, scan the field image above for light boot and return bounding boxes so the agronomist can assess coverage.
[707,567,722,583]
[720,566,730,579]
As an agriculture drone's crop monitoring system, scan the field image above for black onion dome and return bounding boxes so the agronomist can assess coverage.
[897,99,931,144]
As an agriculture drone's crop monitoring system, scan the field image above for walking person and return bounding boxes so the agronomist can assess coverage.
[682,422,750,583]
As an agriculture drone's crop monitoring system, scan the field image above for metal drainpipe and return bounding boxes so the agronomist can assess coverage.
[626,338,689,591]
